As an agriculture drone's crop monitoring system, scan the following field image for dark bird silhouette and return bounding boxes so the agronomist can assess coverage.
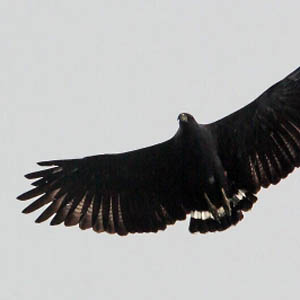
[17,67,300,235]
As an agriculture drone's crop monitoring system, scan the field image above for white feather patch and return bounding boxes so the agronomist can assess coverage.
[191,206,227,220]
[202,211,212,220]
[217,207,225,217]
[191,210,213,220]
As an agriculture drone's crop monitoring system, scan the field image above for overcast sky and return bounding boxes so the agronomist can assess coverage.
[2,1,300,300]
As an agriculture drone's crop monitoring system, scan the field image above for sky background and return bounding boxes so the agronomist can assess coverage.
[2,1,300,299]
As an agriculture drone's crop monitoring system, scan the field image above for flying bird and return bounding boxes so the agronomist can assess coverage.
[17,67,300,235]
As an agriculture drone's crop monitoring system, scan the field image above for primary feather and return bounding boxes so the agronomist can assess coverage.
[17,66,300,235]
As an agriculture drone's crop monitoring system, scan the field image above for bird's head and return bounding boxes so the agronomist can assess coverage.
[177,113,197,126]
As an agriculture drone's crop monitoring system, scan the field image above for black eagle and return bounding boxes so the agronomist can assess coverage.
[17,67,300,235]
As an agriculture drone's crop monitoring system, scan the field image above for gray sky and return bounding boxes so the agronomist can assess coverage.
[2,1,300,299]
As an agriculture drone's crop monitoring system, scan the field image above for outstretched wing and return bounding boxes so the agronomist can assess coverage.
[207,67,300,194]
[17,137,190,235]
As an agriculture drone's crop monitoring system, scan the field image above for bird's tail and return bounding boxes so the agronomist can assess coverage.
[188,190,257,234]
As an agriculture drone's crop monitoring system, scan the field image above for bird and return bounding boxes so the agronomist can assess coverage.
[17,67,300,235]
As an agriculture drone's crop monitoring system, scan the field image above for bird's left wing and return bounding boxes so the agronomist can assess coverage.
[17,137,190,235]
[206,67,300,204]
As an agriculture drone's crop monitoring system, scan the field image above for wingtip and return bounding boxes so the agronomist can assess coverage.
[37,161,54,166]
[35,216,45,224]
[37,159,71,167]
[22,207,31,214]
[17,193,28,201]
[286,66,300,81]
[24,173,36,179]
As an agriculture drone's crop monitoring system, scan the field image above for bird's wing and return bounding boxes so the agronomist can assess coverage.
[17,137,190,235]
[206,67,300,194]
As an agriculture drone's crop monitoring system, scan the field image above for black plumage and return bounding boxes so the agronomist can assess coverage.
[17,67,300,235]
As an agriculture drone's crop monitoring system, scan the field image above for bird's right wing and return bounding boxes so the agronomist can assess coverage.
[206,67,300,200]
[17,136,191,235]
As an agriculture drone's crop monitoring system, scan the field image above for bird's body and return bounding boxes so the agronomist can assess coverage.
[18,67,300,235]
[176,117,247,232]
